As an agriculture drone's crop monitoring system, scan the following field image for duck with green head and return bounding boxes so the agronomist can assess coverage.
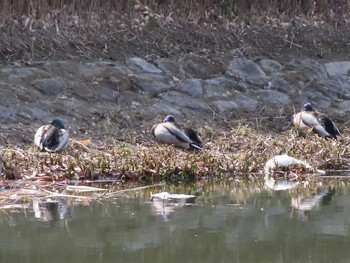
[34,119,69,152]
[151,115,202,150]
[293,103,340,139]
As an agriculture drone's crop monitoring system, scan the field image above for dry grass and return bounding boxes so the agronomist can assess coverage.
[0,0,348,19]
[0,0,347,64]
[0,0,347,33]
[1,125,349,186]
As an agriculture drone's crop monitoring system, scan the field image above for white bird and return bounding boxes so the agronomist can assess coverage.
[264,154,325,177]
[34,119,69,152]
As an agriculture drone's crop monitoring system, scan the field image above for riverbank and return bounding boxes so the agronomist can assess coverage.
[1,125,348,184]
[0,1,350,184]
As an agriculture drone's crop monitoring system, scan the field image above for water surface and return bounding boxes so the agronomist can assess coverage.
[1,180,350,263]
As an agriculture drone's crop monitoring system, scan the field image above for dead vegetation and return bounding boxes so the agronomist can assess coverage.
[1,0,348,20]
[1,124,349,186]
[0,0,349,63]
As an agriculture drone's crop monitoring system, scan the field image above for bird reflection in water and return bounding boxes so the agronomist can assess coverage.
[291,188,335,221]
[150,192,196,221]
[33,198,68,221]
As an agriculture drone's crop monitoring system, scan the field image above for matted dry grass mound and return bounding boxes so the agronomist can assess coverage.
[1,125,348,185]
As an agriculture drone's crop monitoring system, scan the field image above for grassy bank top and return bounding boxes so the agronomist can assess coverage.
[1,0,349,19]
[0,0,349,63]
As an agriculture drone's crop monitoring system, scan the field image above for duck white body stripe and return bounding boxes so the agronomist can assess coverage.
[34,125,46,150]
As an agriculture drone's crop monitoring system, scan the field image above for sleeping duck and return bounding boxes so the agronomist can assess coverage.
[162,115,202,147]
[151,115,202,150]
[34,119,69,152]
[293,103,340,139]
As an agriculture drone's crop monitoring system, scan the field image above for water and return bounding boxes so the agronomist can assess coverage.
[1,180,350,263]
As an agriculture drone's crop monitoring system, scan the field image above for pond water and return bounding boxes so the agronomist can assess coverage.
[1,179,350,263]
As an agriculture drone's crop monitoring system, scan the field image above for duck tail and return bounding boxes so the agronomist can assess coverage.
[189,143,202,151]
[319,115,341,139]
[184,128,202,147]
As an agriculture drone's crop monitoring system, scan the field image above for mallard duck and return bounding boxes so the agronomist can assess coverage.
[162,115,203,147]
[151,116,202,150]
[293,103,340,139]
[34,119,69,152]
